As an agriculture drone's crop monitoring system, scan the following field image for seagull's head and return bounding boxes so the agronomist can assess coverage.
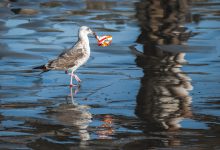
[79,26,95,39]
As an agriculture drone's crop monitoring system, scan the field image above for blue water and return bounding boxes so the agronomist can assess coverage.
[0,0,220,149]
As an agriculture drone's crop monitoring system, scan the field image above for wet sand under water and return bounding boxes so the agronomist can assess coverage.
[0,0,220,149]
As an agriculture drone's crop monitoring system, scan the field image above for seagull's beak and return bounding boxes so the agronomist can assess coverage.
[88,28,96,38]
[93,32,98,38]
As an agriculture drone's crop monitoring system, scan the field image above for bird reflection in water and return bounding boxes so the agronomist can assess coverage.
[134,0,193,132]
[70,86,115,140]
[49,85,92,147]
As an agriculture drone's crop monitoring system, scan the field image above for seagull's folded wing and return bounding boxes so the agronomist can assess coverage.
[47,48,85,70]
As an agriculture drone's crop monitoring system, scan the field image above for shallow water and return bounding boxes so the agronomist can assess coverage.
[0,0,220,149]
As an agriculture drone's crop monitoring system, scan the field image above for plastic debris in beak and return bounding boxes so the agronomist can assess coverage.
[94,34,112,47]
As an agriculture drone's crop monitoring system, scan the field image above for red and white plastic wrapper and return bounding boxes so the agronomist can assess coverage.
[95,35,112,47]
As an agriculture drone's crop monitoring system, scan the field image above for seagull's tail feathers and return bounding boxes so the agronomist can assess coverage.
[33,64,50,72]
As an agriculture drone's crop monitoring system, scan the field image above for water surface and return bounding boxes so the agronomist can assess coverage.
[0,0,220,149]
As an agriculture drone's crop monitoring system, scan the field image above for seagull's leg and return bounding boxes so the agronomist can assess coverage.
[74,74,81,83]
[65,69,72,86]
[68,69,81,86]
[69,69,75,87]
[69,69,81,87]
[70,73,73,87]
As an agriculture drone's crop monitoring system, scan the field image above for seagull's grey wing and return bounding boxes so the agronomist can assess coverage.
[58,40,80,57]
[46,47,85,70]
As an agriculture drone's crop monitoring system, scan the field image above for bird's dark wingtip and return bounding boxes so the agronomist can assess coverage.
[33,65,49,72]
[33,65,45,69]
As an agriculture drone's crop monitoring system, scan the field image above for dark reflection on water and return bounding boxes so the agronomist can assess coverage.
[123,0,194,148]
[132,0,220,149]
[135,0,193,132]
[136,0,192,46]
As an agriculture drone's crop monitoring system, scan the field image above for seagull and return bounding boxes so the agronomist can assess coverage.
[34,26,95,87]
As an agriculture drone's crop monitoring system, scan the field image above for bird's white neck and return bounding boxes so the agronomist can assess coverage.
[79,32,89,43]
[79,33,90,52]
